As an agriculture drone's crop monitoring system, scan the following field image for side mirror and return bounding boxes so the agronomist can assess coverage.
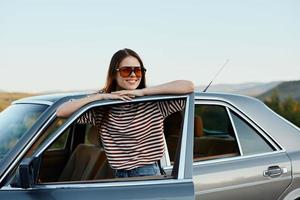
[11,157,39,189]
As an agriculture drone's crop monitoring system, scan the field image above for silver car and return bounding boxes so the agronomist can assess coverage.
[0,92,300,200]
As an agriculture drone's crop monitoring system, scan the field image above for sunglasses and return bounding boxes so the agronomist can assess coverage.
[115,66,146,78]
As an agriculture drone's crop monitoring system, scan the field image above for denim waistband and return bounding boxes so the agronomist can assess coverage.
[115,162,160,178]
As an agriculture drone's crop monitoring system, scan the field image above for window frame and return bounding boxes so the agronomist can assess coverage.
[20,95,192,187]
[192,99,283,166]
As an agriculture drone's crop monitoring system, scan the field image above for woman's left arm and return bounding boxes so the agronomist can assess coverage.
[114,80,194,97]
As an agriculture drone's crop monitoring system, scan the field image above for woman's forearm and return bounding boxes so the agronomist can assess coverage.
[56,94,101,118]
[56,92,133,118]
[56,80,194,117]
[141,80,194,96]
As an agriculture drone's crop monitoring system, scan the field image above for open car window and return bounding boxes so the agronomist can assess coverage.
[20,98,187,185]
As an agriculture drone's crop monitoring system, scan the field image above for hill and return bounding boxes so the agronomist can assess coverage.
[258,80,300,101]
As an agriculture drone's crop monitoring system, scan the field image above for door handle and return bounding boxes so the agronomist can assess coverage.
[263,166,288,178]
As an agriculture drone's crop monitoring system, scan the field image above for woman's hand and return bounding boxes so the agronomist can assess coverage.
[112,89,145,98]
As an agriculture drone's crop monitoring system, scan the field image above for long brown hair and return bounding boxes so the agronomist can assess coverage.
[102,48,147,93]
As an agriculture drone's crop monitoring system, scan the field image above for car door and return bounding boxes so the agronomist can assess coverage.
[192,100,292,200]
[0,95,195,200]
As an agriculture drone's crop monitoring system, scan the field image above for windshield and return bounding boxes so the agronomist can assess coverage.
[0,103,48,162]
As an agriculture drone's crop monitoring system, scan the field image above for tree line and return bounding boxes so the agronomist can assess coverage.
[264,90,300,128]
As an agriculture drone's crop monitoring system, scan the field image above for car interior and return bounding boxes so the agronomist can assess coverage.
[57,125,111,182]
[35,103,187,183]
[37,123,114,183]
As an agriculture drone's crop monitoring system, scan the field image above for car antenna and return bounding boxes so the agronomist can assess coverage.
[203,59,229,92]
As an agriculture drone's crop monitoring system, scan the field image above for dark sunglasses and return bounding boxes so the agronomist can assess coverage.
[115,66,146,78]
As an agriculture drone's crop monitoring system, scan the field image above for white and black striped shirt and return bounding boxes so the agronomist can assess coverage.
[78,99,185,170]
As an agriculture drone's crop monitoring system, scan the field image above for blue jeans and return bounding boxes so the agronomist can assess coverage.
[115,163,161,178]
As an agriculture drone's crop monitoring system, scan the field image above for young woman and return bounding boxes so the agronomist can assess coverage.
[56,48,194,178]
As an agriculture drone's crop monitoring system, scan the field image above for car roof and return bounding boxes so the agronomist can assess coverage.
[11,91,300,152]
[12,91,91,105]
[10,91,280,115]
[12,91,264,116]
[14,91,254,103]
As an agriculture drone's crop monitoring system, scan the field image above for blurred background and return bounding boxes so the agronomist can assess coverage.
[1,0,299,125]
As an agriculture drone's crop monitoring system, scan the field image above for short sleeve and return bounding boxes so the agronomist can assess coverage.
[157,99,185,118]
[77,108,104,126]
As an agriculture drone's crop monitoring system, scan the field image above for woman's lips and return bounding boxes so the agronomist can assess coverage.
[125,79,139,84]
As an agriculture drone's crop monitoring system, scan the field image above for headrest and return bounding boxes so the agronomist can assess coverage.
[194,116,204,137]
[87,125,100,146]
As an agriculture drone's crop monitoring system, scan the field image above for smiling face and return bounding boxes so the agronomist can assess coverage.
[115,56,142,91]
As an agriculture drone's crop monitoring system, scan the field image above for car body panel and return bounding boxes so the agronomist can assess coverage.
[0,180,194,200]
[193,152,291,200]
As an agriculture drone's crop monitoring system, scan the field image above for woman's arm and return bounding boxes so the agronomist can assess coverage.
[57,80,194,118]
[142,80,194,95]
[113,80,194,97]
[56,93,132,118]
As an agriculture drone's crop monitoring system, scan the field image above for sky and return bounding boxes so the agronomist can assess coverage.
[1,0,299,93]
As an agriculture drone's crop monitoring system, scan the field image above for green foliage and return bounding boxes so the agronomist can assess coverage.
[264,91,300,128]
[259,80,300,101]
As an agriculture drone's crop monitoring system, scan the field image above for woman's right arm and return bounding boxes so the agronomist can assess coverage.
[56,93,132,118]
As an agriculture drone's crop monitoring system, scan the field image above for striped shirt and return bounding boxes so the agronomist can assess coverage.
[78,99,185,170]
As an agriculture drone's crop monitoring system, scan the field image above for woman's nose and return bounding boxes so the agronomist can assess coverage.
[130,70,136,77]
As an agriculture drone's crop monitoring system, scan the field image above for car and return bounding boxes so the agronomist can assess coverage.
[0,91,300,200]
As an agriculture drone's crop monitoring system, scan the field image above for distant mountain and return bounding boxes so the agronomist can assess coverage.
[196,81,281,96]
[257,80,300,101]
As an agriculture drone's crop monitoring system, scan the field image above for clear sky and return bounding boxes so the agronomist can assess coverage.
[1,0,299,93]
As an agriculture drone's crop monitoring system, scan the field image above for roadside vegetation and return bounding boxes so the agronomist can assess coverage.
[264,90,300,128]
[0,92,33,111]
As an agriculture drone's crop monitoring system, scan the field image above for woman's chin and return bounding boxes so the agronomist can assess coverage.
[119,83,139,90]
[126,85,139,90]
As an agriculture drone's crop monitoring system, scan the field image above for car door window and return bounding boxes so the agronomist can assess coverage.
[230,111,274,155]
[32,98,186,184]
[193,104,240,162]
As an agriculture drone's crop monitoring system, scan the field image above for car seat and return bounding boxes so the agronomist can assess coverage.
[58,126,106,181]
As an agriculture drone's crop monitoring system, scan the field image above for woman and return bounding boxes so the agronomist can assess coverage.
[56,48,194,178]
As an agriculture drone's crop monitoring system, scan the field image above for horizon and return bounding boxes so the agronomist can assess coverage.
[1,1,299,93]
[1,79,298,94]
